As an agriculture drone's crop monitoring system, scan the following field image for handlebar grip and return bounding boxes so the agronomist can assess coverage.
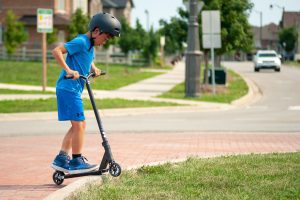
[91,71,106,77]
[64,74,74,79]
[100,71,106,75]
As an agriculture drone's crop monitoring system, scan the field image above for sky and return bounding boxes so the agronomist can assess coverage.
[131,0,300,30]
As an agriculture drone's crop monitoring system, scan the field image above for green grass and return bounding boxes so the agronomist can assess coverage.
[0,88,54,94]
[70,152,300,200]
[0,98,180,113]
[159,69,248,103]
[284,61,300,68]
[0,60,162,90]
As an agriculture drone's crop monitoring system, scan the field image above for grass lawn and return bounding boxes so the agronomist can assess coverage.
[70,152,300,200]
[0,88,54,94]
[0,98,180,113]
[0,60,162,90]
[283,61,300,68]
[159,69,248,103]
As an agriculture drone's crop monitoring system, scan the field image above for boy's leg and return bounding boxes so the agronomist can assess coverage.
[71,120,86,154]
[51,126,73,172]
[61,126,73,153]
[69,120,98,174]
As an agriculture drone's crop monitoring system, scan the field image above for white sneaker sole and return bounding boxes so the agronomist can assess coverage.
[68,165,99,174]
[51,164,69,173]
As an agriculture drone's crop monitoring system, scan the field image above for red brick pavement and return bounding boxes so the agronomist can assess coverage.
[0,132,300,199]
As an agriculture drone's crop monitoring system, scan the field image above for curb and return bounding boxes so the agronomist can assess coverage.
[231,73,262,107]
[45,151,281,200]
[44,176,102,200]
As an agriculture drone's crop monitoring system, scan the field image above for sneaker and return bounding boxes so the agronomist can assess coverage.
[51,154,70,173]
[68,156,98,174]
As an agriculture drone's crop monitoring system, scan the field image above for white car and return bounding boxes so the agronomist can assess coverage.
[254,50,281,72]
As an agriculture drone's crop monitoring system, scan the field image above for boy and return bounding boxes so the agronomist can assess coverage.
[51,13,121,174]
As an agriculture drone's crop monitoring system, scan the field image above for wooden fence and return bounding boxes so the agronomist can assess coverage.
[0,47,148,66]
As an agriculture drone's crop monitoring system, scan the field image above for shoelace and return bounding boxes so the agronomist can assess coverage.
[80,156,89,164]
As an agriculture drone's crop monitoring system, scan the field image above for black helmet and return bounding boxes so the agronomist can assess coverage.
[88,12,121,37]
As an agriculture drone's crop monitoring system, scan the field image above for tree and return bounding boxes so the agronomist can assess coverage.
[118,18,135,55]
[68,8,89,40]
[3,10,28,55]
[132,19,146,51]
[159,11,188,55]
[47,28,58,45]
[201,0,254,56]
[142,27,159,65]
[279,26,298,53]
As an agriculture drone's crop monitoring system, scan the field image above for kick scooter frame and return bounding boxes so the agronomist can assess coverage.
[53,71,121,185]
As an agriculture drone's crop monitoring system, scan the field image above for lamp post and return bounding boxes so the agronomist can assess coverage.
[145,9,149,31]
[253,10,263,49]
[185,0,203,97]
[270,4,285,28]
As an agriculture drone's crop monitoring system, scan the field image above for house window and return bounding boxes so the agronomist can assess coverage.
[73,0,87,14]
[57,0,66,12]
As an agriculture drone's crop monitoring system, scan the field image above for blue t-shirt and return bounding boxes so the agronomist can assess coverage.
[56,34,94,94]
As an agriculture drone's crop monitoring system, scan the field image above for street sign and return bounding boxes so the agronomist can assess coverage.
[201,10,222,95]
[37,8,53,33]
[202,11,221,49]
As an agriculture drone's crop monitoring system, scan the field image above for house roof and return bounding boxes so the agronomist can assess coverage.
[103,0,134,8]
[282,11,300,28]
[252,23,279,41]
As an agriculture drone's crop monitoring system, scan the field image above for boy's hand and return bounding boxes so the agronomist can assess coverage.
[92,67,101,77]
[67,70,80,80]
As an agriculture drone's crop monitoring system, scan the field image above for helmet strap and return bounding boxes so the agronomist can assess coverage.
[89,30,104,50]
[89,31,95,50]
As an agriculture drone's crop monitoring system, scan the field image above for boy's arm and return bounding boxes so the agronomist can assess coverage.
[91,62,101,77]
[52,45,80,80]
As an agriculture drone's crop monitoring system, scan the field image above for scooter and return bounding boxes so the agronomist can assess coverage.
[52,71,121,185]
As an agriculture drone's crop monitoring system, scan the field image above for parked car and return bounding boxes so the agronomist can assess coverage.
[254,50,281,72]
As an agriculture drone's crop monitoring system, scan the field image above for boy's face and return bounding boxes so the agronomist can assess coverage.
[92,28,113,46]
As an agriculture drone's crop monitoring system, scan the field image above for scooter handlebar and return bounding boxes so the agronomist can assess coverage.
[64,71,106,80]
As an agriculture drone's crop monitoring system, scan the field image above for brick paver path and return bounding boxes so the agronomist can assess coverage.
[0,132,299,199]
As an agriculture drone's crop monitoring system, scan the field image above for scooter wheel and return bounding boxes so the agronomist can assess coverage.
[53,171,65,185]
[109,162,122,177]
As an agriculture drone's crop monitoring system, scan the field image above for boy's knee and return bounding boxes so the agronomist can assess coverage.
[71,120,86,131]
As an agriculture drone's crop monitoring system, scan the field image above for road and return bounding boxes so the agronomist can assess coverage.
[100,62,300,132]
[1,61,299,135]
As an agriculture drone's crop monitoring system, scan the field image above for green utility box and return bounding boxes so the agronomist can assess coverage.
[208,68,227,85]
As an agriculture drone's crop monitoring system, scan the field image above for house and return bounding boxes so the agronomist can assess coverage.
[0,0,133,49]
[281,11,300,29]
[252,23,280,51]
[102,0,134,25]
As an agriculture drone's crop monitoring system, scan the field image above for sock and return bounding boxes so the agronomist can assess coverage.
[72,154,82,159]
[59,150,68,156]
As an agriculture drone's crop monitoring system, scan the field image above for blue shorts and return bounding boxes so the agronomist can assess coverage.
[56,89,85,121]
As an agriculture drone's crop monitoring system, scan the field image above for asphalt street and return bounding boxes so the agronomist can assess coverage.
[1,62,299,136]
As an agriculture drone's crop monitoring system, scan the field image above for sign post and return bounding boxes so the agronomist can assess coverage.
[202,10,221,94]
[37,8,53,91]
